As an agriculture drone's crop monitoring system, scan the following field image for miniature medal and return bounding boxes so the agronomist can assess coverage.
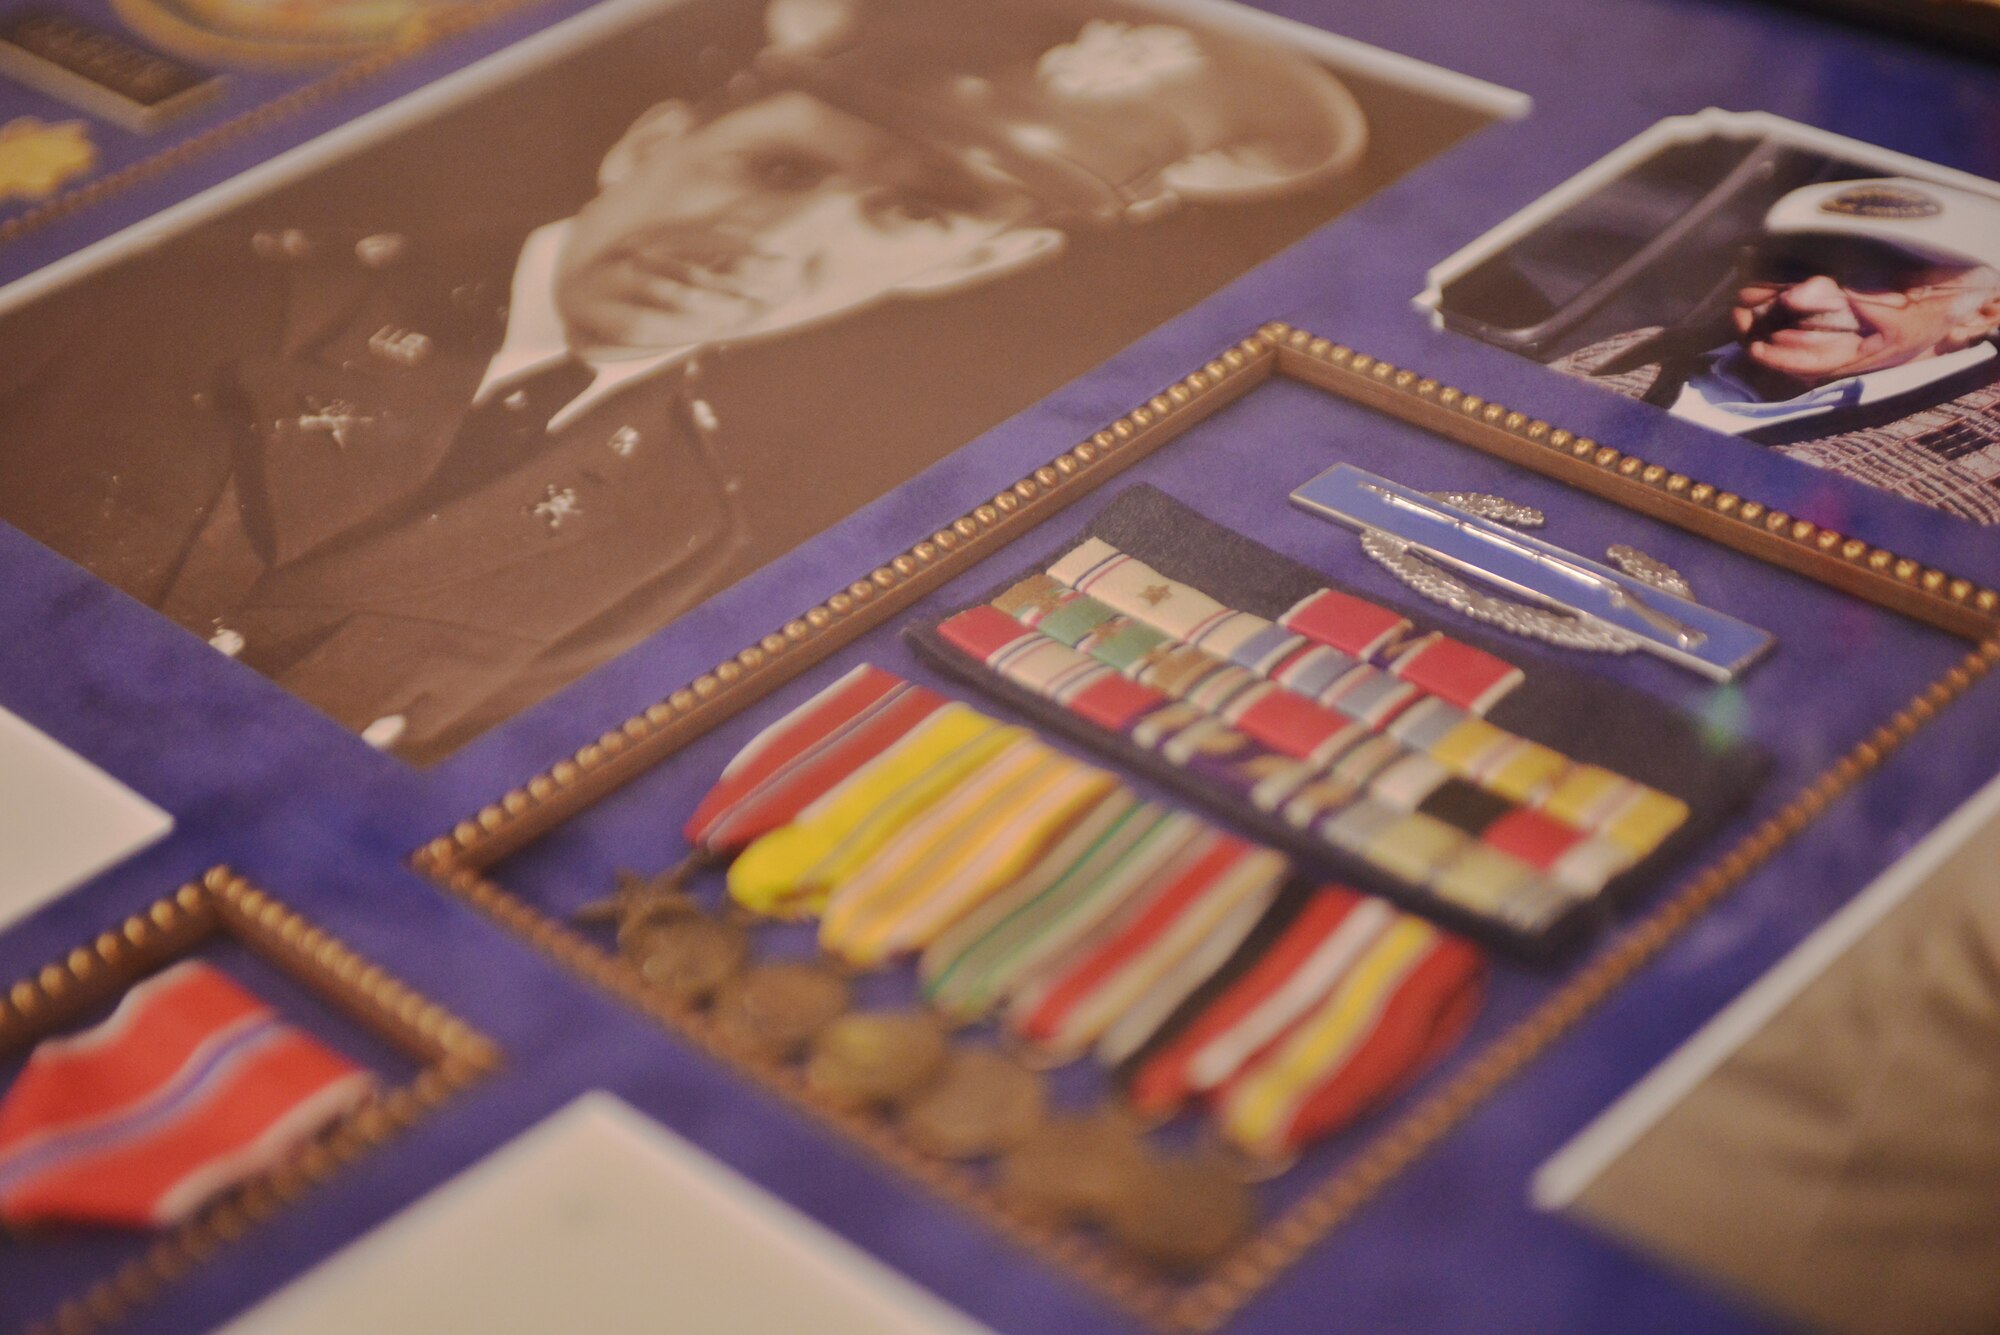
[996,1111,1149,1226]
[1105,1152,1253,1272]
[574,865,700,928]
[618,900,749,1006]
[805,1011,949,1110]
[711,962,850,1060]
[897,1048,1047,1160]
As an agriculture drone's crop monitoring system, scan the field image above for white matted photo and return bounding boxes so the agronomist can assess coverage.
[0,0,1521,765]
[1532,768,2000,1335]
[1422,110,2000,528]
[0,705,171,924]
[220,1090,990,1335]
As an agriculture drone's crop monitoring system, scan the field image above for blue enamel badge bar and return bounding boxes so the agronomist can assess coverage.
[1290,464,1775,682]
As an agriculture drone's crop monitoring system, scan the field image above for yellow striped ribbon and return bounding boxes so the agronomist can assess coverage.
[821,744,1117,967]
[1217,916,1437,1158]
[727,705,1019,918]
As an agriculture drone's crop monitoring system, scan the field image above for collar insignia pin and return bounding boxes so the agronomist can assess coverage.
[290,397,372,449]
[532,484,581,531]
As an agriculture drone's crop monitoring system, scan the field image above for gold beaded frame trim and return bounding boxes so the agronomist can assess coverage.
[412,323,2000,1330]
[7,866,503,1335]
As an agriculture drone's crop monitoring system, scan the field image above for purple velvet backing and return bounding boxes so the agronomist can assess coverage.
[2,0,1999,1332]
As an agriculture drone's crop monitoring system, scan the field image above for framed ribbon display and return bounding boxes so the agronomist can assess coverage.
[408,324,1998,1331]
[2,867,501,1335]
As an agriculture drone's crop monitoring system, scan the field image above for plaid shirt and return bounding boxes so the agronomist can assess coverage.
[1553,327,2000,526]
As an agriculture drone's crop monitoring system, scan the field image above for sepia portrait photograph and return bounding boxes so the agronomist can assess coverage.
[0,0,1511,764]
[1424,110,2000,530]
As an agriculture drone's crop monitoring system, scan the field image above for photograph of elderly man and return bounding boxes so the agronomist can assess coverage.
[0,0,1495,762]
[1428,122,2000,526]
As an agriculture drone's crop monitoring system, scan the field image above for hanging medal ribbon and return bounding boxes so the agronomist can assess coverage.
[922,799,1208,1024]
[726,704,1022,917]
[0,961,374,1231]
[685,666,951,855]
[1004,836,1288,1064]
[1211,922,1485,1161]
[819,741,1118,967]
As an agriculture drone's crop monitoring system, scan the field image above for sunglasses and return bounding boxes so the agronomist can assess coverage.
[1737,238,1981,308]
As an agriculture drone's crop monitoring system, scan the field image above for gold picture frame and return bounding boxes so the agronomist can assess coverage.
[6,866,502,1335]
[412,322,2000,1331]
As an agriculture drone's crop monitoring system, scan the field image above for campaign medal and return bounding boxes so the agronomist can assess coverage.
[805,1011,949,1110]
[711,962,850,1061]
[1105,1152,1253,1272]
[573,866,697,928]
[617,898,749,1007]
[996,1111,1149,1226]
[897,1048,1046,1160]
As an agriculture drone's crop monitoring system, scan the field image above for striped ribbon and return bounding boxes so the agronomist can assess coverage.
[819,739,1118,968]
[1004,835,1288,1063]
[990,576,1630,875]
[685,666,949,854]
[920,797,1208,1023]
[937,606,1584,932]
[0,961,373,1230]
[1023,551,1688,861]
[1213,917,1485,1160]
[726,705,1022,918]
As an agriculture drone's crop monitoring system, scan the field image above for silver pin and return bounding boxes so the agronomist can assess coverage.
[1359,481,1705,649]
[208,627,245,658]
[367,325,432,367]
[1290,464,1774,681]
[608,426,640,457]
[1606,545,1694,601]
[533,485,581,531]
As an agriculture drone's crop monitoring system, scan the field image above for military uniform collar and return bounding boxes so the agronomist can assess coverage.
[1670,340,1998,435]
[475,221,696,431]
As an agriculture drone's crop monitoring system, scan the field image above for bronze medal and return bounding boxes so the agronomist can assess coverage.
[898,1047,1046,1160]
[1106,1152,1252,1272]
[712,962,850,1060]
[620,905,749,1006]
[996,1111,1149,1226]
[805,1011,948,1110]
[575,866,692,928]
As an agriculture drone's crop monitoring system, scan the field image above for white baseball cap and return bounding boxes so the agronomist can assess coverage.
[1762,176,2000,272]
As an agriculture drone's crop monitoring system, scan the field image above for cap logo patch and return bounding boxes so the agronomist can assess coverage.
[1820,184,1943,219]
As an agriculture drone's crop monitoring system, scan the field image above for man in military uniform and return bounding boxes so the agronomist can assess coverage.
[0,0,1369,763]
[1555,176,2000,524]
